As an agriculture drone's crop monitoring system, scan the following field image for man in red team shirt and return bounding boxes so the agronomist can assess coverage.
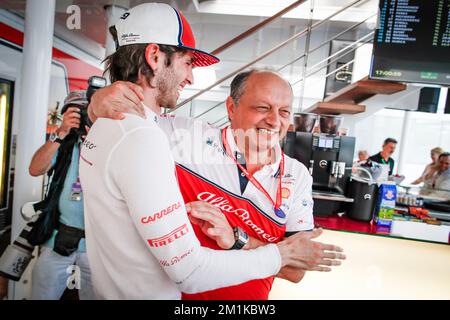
[88,69,345,300]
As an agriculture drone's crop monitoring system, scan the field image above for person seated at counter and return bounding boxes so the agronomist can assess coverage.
[420,152,450,200]
[358,150,369,162]
[368,138,397,176]
[411,147,443,185]
[352,150,370,171]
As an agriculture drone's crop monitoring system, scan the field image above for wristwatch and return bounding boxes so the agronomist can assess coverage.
[228,227,249,250]
[49,131,64,144]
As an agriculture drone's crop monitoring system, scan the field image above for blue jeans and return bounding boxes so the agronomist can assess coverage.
[31,247,95,300]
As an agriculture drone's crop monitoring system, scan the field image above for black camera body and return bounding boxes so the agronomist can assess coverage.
[60,76,107,137]
[86,75,107,102]
[67,104,90,137]
[75,106,90,137]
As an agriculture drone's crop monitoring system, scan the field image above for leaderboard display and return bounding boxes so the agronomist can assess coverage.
[370,0,450,85]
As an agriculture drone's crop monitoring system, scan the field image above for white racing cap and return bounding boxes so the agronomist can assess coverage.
[115,2,219,67]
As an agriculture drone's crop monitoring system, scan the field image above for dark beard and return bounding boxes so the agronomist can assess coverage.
[155,66,178,108]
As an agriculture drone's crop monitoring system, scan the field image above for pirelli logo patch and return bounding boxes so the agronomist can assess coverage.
[147,224,189,248]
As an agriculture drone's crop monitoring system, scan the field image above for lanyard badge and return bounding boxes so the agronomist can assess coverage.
[222,127,286,219]
[70,177,83,201]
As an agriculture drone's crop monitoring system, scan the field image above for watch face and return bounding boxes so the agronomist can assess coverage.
[49,132,57,141]
[241,230,249,242]
[236,227,249,243]
[229,227,249,250]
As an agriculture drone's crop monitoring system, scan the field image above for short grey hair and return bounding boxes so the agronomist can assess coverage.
[229,68,293,105]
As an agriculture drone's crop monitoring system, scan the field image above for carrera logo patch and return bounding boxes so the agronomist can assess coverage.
[140,202,181,224]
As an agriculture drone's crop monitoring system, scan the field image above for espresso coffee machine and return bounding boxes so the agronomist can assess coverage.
[284,131,356,216]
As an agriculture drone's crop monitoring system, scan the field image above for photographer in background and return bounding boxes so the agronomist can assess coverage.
[28,91,95,300]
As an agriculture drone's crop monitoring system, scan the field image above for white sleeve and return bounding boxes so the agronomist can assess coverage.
[285,172,315,233]
[108,127,281,294]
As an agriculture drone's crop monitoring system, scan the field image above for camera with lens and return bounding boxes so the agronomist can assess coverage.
[60,76,107,137]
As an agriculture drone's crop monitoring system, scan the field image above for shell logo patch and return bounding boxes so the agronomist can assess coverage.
[281,187,291,199]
